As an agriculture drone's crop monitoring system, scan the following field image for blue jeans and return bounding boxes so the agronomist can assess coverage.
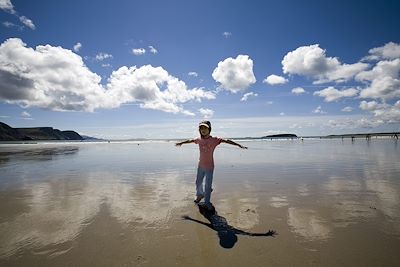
[196,167,214,205]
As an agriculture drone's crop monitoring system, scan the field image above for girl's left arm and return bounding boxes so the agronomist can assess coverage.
[221,139,248,149]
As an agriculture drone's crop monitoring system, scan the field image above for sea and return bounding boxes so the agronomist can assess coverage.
[0,138,399,266]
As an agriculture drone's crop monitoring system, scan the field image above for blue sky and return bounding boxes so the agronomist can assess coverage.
[1,0,400,139]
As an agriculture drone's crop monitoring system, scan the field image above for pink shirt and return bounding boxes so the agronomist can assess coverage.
[194,136,222,170]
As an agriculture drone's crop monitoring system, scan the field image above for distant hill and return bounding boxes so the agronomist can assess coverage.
[81,135,102,141]
[0,122,27,140]
[0,122,83,141]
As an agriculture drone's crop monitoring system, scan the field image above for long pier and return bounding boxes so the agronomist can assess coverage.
[322,132,399,140]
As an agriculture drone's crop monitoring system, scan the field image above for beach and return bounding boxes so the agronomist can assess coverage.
[0,139,399,266]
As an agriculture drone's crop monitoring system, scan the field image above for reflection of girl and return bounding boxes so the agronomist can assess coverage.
[175,121,247,210]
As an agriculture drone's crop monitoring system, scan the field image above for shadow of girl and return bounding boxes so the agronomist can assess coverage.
[182,204,277,249]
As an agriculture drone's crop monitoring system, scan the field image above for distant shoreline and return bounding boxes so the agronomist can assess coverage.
[1,132,399,145]
[1,121,399,141]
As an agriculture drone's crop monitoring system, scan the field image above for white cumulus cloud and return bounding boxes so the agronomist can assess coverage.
[148,46,158,54]
[199,108,214,118]
[291,87,306,95]
[0,38,215,115]
[263,74,288,85]
[20,111,31,117]
[212,55,256,93]
[312,105,326,114]
[106,65,215,114]
[359,100,400,124]
[341,106,353,112]
[132,48,146,56]
[73,42,82,52]
[282,44,368,84]
[363,42,400,61]
[19,16,35,30]
[2,21,22,30]
[188,72,198,77]
[356,58,400,82]
[3,21,13,27]
[356,57,400,101]
[281,42,400,102]
[0,38,106,112]
[95,52,113,61]
[359,76,400,100]
[240,92,258,101]
[20,110,33,120]
[223,32,232,38]
[359,100,387,111]
[1,1,36,30]
[313,86,359,102]
[0,0,14,13]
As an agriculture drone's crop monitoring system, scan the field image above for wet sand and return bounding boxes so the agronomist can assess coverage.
[0,140,399,266]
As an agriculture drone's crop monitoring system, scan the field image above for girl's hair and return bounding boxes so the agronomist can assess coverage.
[199,120,211,138]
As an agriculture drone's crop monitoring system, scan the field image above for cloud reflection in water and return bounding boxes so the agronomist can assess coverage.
[0,170,192,258]
[287,207,331,241]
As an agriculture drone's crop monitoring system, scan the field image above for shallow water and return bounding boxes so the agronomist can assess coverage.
[0,139,399,266]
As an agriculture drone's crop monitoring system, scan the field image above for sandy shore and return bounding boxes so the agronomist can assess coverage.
[0,140,399,266]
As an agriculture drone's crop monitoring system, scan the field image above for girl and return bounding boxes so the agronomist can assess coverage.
[175,121,247,209]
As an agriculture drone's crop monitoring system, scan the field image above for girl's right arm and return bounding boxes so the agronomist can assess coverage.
[175,139,196,146]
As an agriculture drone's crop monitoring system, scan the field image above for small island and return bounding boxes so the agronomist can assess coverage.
[261,134,298,139]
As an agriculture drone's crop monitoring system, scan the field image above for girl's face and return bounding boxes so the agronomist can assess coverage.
[199,126,210,136]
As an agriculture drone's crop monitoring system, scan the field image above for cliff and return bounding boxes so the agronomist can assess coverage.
[0,122,83,141]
